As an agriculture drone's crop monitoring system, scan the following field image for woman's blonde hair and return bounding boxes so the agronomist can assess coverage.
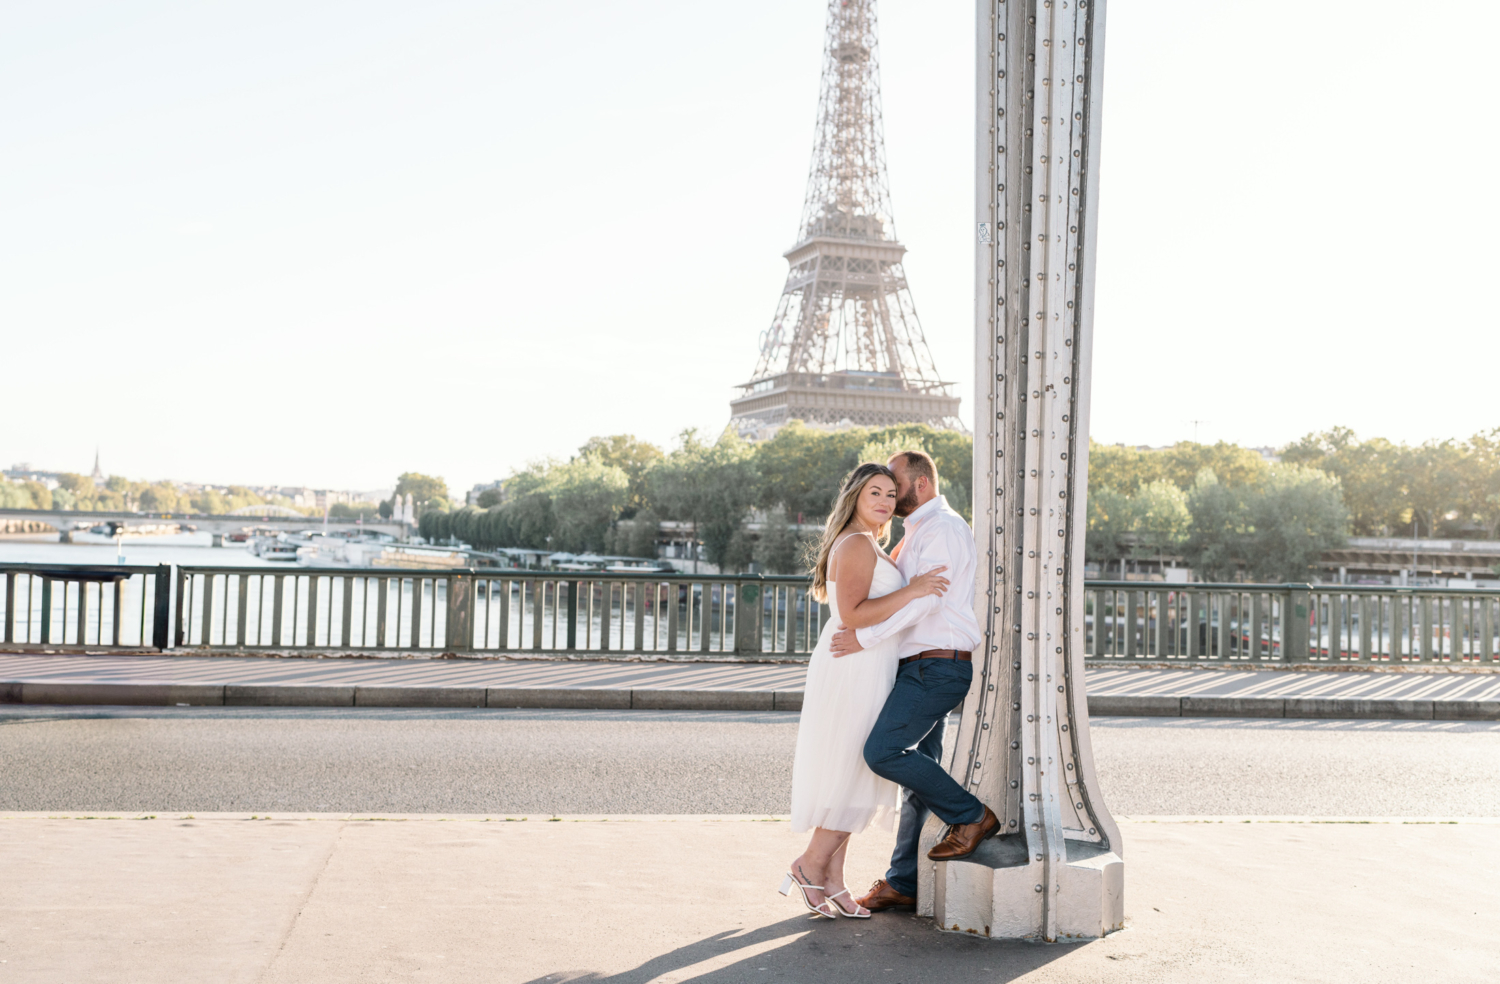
[809,462,897,603]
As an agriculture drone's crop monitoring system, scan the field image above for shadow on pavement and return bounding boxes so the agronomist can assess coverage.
[522,912,1075,984]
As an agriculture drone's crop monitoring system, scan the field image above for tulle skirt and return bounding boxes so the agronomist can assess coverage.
[789,620,902,834]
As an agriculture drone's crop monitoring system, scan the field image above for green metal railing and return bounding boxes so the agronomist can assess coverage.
[171,567,825,659]
[1085,581,1500,664]
[0,563,172,649]
[7,562,1499,665]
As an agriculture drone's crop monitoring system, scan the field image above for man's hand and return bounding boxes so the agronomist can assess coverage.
[829,624,864,658]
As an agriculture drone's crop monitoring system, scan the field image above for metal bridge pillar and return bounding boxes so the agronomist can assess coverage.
[917,0,1122,941]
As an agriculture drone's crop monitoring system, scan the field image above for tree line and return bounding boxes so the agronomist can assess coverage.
[416,424,1500,581]
[0,473,381,519]
[1086,427,1500,581]
[415,422,972,573]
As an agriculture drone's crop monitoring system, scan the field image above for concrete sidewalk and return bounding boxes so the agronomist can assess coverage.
[0,814,1495,983]
[1,651,1498,719]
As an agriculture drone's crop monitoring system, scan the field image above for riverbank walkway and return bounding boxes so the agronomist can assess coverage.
[1,651,1497,719]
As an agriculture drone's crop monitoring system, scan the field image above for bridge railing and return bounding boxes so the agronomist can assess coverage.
[0,563,172,649]
[7,563,1500,665]
[171,566,827,659]
[1085,581,1500,664]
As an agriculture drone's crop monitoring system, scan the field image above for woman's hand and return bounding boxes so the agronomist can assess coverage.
[908,566,949,598]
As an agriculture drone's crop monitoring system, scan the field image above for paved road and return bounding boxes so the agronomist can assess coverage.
[1,706,1497,815]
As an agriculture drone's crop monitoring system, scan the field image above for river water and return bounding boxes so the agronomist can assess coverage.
[0,531,276,568]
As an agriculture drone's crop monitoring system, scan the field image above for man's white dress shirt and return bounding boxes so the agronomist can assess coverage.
[853,494,982,659]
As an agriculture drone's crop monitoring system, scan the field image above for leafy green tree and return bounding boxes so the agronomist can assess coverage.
[485,492,554,550]
[547,457,629,552]
[577,435,664,514]
[138,483,180,513]
[753,421,870,519]
[1182,470,1246,583]
[626,510,660,559]
[191,490,228,514]
[1085,486,1134,577]
[751,420,973,522]
[394,473,449,511]
[476,488,505,508]
[722,526,755,574]
[1182,466,1348,582]
[1402,441,1466,538]
[418,509,452,542]
[1462,429,1500,539]
[1159,442,1268,491]
[1089,441,1267,495]
[651,430,761,570]
[0,481,35,509]
[1088,443,1160,496]
[1130,480,1191,568]
[329,501,381,520]
[52,487,78,510]
[56,473,95,498]
[23,481,52,511]
[754,510,807,574]
[445,505,485,546]
[1241,466,1349,582]
[1281,428,1406,536]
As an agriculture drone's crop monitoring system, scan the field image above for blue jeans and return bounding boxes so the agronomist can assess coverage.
[863,658,985,898]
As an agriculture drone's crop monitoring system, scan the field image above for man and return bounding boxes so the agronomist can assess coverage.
[828,450,998,912]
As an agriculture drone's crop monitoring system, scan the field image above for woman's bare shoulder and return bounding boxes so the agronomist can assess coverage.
[832,531,876,554]
[829,531,876,578]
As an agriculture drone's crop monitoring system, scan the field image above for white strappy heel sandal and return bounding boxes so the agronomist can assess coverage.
[824,888,871,919]
[779,871,838,919]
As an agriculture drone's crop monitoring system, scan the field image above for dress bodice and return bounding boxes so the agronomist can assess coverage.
[826,534,906,623]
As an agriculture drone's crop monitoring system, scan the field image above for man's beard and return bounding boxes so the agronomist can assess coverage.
[894,485,920,518]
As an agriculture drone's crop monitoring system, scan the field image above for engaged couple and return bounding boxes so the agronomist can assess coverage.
[779,450,998,919]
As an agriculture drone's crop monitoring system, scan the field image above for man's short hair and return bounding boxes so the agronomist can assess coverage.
[891,450,938,492]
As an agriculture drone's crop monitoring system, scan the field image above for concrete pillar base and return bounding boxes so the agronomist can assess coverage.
[927,835,1123,941]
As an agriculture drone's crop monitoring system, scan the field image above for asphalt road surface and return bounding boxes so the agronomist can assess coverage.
[1,706,1497,816]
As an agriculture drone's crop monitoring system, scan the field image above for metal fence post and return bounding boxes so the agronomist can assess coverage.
[735,578,764,656]
[173,566,188,648]
[566,580,577,651]
[1284,585,1311,663]
[445,572,472,652]
[39,577,52,644]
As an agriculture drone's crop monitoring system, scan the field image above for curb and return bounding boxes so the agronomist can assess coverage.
[0,682,1494,720]
[1084,694,1500,721]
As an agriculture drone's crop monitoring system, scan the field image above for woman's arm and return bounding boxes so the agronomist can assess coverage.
[833,536,948,630]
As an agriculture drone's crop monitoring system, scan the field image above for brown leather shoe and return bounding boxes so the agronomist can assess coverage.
[927,805,1000,862]
[855,878,915,912]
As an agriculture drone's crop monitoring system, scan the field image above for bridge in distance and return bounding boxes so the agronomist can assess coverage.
[0,508,406,541]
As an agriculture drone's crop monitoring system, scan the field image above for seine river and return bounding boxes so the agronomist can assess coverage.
[0,531,277,568]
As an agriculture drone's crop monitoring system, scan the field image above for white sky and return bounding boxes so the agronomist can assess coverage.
[3,0,1497,494]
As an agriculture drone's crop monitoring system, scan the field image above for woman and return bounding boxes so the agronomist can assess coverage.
[779,462,949,918]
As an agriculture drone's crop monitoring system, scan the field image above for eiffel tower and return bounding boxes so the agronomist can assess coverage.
[729,0,963,439]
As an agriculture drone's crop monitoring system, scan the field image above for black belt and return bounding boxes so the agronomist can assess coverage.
[898,649,973,667]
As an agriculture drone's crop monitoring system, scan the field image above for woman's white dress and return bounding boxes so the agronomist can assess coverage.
[790,535,906,834]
